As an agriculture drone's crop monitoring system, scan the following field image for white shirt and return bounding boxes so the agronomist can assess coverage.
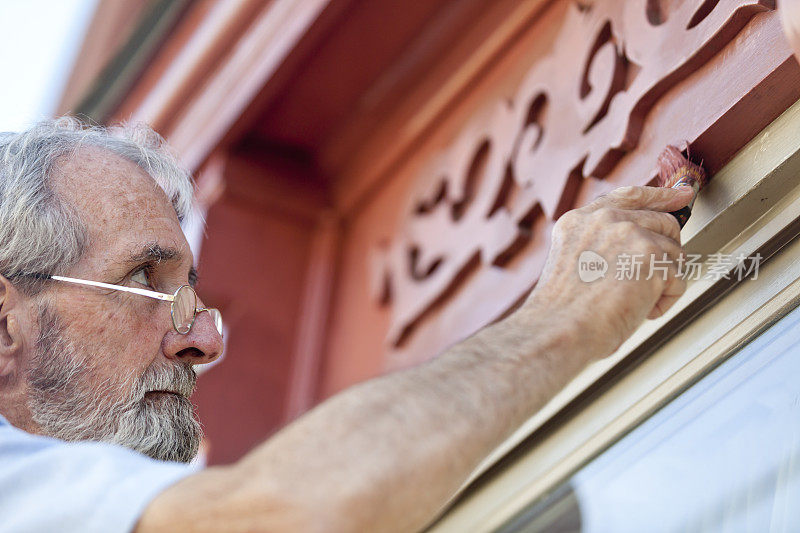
[0,414,196,532]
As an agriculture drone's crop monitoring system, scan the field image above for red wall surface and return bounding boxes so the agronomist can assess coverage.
[191,154,317,464]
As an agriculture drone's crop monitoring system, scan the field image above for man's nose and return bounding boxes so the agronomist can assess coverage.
[162,308,224,365]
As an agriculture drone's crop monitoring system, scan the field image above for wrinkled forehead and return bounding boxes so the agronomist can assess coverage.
[52,146,190,264]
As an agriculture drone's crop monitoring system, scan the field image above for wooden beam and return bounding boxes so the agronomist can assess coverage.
[162,0,341,171]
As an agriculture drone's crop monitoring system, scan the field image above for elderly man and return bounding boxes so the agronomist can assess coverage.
[0,119,693,532]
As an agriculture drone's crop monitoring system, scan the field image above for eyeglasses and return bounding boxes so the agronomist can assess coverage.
[26,274,223,336]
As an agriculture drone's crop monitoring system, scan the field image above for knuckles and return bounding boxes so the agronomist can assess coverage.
[593,207,619,225]
[552,209,581,235]
[658,212,682,241]
[614,185,641,200]
[612,219,638,238]
[599,185,645,207]
[554,203,685,264]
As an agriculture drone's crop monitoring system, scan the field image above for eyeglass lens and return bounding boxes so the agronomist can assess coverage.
[172,285,223,336]
[172,285,197,334]
[207,308,223,336]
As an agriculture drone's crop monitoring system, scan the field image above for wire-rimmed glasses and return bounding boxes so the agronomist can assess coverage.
[25,274,223,336]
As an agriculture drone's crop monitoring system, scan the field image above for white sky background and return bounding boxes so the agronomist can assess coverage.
[0,0,97,133]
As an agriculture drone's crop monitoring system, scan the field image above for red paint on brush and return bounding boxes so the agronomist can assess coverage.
[656,145,709,228]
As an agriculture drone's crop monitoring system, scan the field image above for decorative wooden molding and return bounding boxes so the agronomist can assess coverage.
[372,0,799,366]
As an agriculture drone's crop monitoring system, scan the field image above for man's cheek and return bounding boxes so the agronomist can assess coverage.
[82,302,155,362]
[83,303,130,339]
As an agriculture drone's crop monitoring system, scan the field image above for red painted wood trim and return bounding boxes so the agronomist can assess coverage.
[285,212,340,421]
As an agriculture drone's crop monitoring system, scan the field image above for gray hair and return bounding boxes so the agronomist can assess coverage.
[0,117,194,292]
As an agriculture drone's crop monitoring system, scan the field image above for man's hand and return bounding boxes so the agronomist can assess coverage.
[524,185,695,358]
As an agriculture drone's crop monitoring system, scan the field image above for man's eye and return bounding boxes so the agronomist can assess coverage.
[131,269,151,287]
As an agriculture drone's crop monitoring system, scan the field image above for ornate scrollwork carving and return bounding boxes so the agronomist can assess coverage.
[373,0,778,353]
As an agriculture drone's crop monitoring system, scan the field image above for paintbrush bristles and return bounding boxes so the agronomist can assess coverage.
[656,145,708,189]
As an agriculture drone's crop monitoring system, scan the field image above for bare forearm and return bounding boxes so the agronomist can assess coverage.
[250,307,589,531]
[151,304,591,533]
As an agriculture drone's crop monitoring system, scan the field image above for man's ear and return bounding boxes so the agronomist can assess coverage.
[0,275,26,378]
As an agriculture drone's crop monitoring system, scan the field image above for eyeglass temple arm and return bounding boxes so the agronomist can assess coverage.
[50,275,175,302]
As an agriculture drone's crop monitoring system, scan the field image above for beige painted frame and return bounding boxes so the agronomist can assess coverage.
[428,96,800,531]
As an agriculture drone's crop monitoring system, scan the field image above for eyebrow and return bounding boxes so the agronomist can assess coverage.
[121,243,198,287]
[125,243,182,265]
[188,266,199,288]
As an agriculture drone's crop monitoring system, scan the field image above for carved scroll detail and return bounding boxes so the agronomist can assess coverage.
[373,0,776,350]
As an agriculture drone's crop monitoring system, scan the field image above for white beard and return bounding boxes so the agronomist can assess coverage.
[26,304,202,463]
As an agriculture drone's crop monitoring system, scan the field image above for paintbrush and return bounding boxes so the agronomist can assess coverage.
[656,145,709,228]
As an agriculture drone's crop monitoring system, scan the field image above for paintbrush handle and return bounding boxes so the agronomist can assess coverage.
[670,205,692,229]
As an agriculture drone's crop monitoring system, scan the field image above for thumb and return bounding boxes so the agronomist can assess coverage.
[597,185,695,212]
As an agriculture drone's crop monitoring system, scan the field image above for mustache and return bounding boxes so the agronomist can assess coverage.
[136,362,197,399]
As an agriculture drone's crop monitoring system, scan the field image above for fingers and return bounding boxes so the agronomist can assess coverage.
[648,285,686,319]
[648,275,687,319]
[592,185,694,212]
[644,231,687,319]
[646,231,683,263]
[601,208,682,244]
